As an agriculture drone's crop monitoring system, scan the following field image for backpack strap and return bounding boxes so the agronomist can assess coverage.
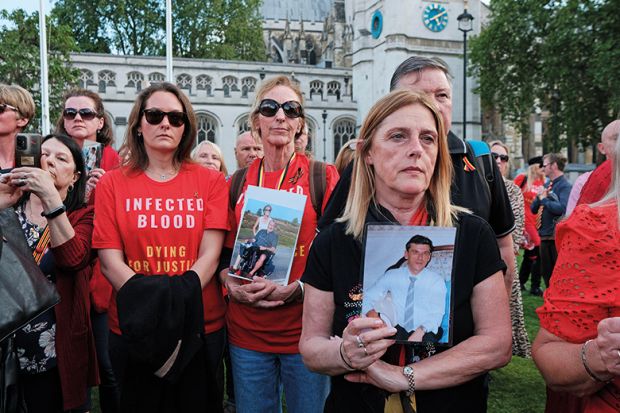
[467,140,495,183]
[229,167,248,211]
[464,141,492,205]
[308,160,327,219]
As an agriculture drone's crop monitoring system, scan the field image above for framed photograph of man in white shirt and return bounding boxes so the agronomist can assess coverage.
[361,225,456,345]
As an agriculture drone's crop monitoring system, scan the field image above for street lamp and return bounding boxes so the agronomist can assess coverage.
[457,8,473,141]
[322,110,328,162]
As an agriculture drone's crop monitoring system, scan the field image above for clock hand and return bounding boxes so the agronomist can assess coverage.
[430,10,447,22]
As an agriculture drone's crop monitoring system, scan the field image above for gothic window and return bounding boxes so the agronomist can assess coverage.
[149,72,165,85]
[309,80,324,100]
[196,75,213,95]
[196,113,218,143]
[222,76,239,97]
[241,77,257,98]
[176,73,192,92]
[237,114,251,134]
[126,71,144,92]
[327,81,341,100]
[333,118,356,156]
[79,69,94,88]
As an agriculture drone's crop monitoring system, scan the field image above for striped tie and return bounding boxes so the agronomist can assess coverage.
[536,181,553,230]
[403,276,417,331]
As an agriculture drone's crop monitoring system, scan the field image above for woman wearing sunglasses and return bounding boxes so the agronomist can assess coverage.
[489,140,530,358]
[93,82,229,411]
[0,84,35,169]
[218,75,339,413]
[56,88,122,413]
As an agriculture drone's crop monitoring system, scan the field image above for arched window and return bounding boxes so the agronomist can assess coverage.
[176,73,192,92]
[97,70,116,93]
[126,71,144,92]
[333,118,356,156]
[241,77,257,98]
[237,114,251,134]
[222,76,239,98]
[79,69,94,88]
[327,81,341,100]
[196,113,218,143]
[149,72,165,85]
[309,80,324,100]
[196,75,213,95]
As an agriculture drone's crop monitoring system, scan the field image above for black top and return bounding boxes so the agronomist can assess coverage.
[302,206,506,413]
[317,132,515,238]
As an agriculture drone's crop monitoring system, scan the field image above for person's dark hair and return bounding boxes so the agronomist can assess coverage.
[55,88,114,147]
[42,134,87,212]
[389,56,452,91]
[405,234,434,252]
[120,82,197,171]
[544,153,567,171]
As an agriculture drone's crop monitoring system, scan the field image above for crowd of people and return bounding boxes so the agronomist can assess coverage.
[0,53,618,413]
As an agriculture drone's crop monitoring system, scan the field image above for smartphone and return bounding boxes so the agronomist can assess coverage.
[15,133,42,168]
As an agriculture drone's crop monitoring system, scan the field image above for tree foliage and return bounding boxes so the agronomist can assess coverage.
[469,0,620,160]
[51,0,266,61]
[0,9,80,133]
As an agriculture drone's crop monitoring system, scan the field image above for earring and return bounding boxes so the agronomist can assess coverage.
[138,132,143,139]
[67,184,74,193]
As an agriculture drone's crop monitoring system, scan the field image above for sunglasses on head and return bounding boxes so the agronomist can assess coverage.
[143,109,187,127]
[63,108,99,121]
[258,99,303,119]
[491,152,509,162]
[0,103,20,115]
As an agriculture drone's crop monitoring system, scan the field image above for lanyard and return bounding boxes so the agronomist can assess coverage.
[256,153,296,190]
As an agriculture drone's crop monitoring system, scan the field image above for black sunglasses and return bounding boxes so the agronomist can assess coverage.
[63,108,99,121]
[143,109,187,127]
[0,103,20,115]
[258,99,303,119]
[491,152,509,162]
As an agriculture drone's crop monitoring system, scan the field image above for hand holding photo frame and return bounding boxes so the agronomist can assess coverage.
[362,225,456,345]
[228,186,306,286]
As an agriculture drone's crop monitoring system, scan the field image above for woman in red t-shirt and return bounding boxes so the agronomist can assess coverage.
[533,137,620,413]
[56,88,121,412]
[93,82,228,411]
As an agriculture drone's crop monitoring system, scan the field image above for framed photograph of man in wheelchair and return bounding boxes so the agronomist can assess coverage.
[361,225,456,346]
[228,185,306,286]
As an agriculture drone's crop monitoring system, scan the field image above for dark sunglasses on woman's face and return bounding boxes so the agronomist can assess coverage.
[143,109,187,127]
[63,108,99,121]
[258,99,303,119]
[491,152,509,162]
[0,103,19,114]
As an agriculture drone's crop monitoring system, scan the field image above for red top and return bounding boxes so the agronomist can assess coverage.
[537,202,620,413]
[52,206,99,410]
[514,174,544,248]
[93,163,230,335]
[225,155,339,353]
[577,160,612,207]
[89,145,121,312]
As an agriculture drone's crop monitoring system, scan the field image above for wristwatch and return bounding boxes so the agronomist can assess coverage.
[403,365,415,396]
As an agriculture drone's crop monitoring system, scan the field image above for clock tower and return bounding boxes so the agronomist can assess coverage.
[346,0,483,141]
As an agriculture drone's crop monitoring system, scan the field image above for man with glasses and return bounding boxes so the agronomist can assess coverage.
[531,153,572,291]
[0,84,35,170]
[363,235,446,343]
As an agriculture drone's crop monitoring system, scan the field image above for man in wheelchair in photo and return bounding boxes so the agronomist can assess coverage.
[232,220,279,278]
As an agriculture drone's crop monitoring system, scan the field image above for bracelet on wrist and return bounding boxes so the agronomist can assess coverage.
[296,280,305,300]
[41,204,67,219]
[339,341,355,371]
[581,339,612,383]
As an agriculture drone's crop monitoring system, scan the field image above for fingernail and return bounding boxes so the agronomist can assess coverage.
[374,319,383,326]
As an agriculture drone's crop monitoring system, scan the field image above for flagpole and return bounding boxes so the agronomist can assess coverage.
[166,0,173,82]
[39,0,50,134]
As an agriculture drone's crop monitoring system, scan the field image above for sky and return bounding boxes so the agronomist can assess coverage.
[1,0,55,15]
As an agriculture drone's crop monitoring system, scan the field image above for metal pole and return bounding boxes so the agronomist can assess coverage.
[39,0,50,135]
[322,111,327,162]
[462,30,467,141]
[166,0,173,82]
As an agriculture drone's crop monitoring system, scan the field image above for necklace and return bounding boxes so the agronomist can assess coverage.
[146,166,178,180]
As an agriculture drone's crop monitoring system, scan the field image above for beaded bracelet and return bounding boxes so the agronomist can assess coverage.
[339,341,355,371]
[581,339,611,383]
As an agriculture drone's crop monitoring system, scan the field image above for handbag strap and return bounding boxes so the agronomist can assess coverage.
[32,226,51,265]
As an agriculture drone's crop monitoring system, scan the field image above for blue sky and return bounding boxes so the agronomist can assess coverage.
[1,1,55,15]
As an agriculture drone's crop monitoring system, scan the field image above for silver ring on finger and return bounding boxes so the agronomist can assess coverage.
[356,335,365,348]
[363,346,369,356]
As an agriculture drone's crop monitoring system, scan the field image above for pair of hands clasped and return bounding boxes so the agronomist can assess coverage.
[592,317,620,380]
[0,167,60,209]
[223,273,300,308]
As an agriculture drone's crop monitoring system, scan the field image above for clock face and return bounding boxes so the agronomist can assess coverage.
[423,3,449,32]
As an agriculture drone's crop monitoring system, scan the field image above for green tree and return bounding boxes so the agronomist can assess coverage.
[51,0,110,53]
[0,10,80,132]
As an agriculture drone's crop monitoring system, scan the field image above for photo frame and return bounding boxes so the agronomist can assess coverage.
[82,140,102,173]
[228,185,306,286]
[361,225,456,346]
